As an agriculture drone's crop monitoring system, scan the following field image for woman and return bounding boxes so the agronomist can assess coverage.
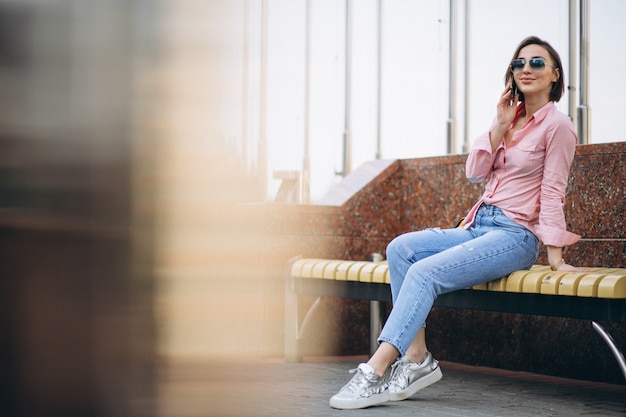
[330,36,580,410]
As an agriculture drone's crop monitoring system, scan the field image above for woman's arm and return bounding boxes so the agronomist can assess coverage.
[466,84,519,182]
[538,117,580,271]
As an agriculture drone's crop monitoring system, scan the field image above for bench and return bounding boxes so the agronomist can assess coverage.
[285,259,626,379]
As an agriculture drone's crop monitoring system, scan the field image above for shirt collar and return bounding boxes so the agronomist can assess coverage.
[522,101,555,124]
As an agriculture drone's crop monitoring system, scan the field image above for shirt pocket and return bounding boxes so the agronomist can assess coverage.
[516,139,545,171]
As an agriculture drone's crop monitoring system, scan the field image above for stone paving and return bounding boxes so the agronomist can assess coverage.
[157,357,626,417]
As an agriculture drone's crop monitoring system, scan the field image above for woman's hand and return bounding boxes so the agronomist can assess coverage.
[546,246,580,272]
[489,83,519,150]
[496,83,519,127]
[554,262,581,273]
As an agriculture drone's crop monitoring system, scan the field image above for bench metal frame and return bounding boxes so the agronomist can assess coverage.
[285,265,626,380]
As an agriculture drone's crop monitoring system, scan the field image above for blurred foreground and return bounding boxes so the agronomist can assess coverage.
[0,1,276,416]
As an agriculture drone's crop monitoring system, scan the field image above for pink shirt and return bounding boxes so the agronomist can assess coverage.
[464,102,580,247]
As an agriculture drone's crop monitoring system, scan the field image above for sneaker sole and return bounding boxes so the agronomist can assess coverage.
[389,366,443,401]
[329,390,390,410]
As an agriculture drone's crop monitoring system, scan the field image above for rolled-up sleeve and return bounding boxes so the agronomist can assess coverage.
[534,119,580,247]
[466,131,497,183]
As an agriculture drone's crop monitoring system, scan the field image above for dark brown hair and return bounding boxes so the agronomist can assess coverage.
[505,36,565,102]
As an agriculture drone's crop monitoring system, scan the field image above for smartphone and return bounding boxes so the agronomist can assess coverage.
[510,79,518,105]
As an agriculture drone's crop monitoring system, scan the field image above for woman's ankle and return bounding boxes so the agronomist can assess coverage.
[405,350,428,364]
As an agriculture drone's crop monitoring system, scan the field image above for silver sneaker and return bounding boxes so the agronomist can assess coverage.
[388,352,443,401]
[329,363,390,409]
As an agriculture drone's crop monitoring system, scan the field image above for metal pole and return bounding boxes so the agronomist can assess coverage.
[342,0,353,176]
[369,301,384,356]
[447,0,457,155]
[375,0,383,160]
[592,322,626,381]
[568,0,577,126]
[242,0,250,166]
[462,0,469,153]
[578,0,590,144]
[259,0,269,199]
[302,0,311,203]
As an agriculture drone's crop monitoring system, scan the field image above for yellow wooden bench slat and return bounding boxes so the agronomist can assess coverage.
[335,261,357,281]
[373,264,388,284]
[346,261,372,281]
[360,262,386,283]
[358,262,377,283]
[291,258,319,277]
[322,260,344,279]
[558,273,587,296]
[539,271,570,295]
[301,259,327,278]
[599,275,626,299]
[311,260,331,279]
[487,277,507,292]
[577,274,610,297]
[291,259,626,299]
[522,271,552,294]
[504,270,530,293]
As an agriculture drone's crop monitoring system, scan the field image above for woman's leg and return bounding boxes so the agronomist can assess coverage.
[367,228,474,375]
[379,210,539,358]
[386,227,475,304]
[366,341,401,376]
[330,207,539,409]
[404,326,427,363]
[371,226,474,374]
[370,213,538,402]
[367,328,427,376]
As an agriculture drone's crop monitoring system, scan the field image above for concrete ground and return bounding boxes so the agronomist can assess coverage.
[157,356,626,417]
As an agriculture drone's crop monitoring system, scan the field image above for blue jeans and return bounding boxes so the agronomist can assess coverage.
[378,204,539,356]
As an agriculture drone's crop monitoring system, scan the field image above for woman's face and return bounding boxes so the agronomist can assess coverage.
[512,44,559,101]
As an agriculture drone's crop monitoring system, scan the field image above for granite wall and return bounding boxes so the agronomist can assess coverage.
[266,142,625,384]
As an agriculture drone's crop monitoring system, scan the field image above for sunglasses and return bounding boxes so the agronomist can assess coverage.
[510,57,555,72]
